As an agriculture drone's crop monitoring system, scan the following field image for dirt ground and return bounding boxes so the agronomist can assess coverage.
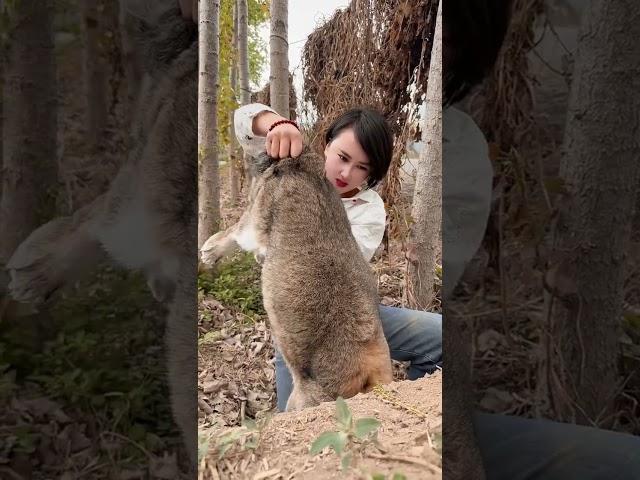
[200,375,441,480]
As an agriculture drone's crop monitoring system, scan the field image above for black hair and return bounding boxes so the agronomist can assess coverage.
[324,108,393,189]
[443,0,513,106]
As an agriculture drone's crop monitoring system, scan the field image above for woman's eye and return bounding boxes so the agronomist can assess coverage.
[339,154,348,162]
[358,165,369,171]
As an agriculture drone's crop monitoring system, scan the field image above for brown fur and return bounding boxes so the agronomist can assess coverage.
[201,150,393,411]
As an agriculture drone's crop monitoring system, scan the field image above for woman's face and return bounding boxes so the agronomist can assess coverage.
[323,128,371,195]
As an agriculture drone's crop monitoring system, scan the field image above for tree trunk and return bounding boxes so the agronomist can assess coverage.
[197,0,221,248]
[119,0,143,127]
[81,0,108,151]
[269,0,289,118]
[228,3,241,206]
[0,1,5,202]
[0,0,57,264]
[546,2,640,426]
[405,0,442,310]
[237,0,250,106]
[237,0,252,188]
[0,53,3,205]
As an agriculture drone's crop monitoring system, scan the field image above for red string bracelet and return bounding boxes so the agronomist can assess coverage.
[268,119,299,133]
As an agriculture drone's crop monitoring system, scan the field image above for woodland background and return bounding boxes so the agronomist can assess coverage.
[0,0,638,479]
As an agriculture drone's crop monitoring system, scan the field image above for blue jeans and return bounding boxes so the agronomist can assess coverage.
[474,412,640,479]
[273,304,442,412]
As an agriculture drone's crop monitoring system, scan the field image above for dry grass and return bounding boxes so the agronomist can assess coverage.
[300,0,434,237]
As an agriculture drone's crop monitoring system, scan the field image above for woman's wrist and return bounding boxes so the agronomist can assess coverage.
[268,119,299,133]
[252,111,283,136]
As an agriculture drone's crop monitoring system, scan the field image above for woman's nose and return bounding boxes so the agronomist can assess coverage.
[341,164,353,179]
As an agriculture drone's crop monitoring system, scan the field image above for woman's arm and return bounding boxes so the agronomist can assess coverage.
[234,103,302,159]
[252,110,282,136]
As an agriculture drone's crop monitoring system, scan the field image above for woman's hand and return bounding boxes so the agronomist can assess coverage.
[266,123,303,159]
[252,110,303,159]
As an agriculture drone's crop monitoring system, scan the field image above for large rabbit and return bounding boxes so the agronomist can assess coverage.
[201,149,393,411]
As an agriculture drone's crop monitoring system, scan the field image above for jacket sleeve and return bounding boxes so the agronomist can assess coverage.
[350,215,386,262]
[348,194,387,262]
[233,103,276,158]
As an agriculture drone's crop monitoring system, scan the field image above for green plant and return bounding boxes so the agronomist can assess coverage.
[198,430,211,464]
[0,268,180,464]
[198,252,265,318]
[198,330,223,346]
[431,431,442,456]
[309,397,381,471]
[370,473,407,480]
[211,417,265,460]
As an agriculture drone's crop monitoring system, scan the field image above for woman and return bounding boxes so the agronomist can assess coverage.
[233,102,443,411]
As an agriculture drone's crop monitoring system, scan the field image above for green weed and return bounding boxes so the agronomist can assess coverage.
[0,267,180,464]
[198,252,265,318]
[309,397,381,471]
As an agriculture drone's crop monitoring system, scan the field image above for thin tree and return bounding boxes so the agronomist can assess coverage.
[237,0,250,106]
[228,2,241,205]
[119,0,143,126]
[198,0,221,248]
[237,0,252,186]
[0,0,57,264]
[0,0,5,201]
[81,0,108,151]
[405,0,442,310]
[0,44,4,205]
[269,0,289,118]
[0,0,3,190]
[546,1,640,425]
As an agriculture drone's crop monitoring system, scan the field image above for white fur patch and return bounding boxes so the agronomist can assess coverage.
[232,221,266,258]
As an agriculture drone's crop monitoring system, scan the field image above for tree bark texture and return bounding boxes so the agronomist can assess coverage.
[228,2,241,205]
[546,1,640,426]
[119,0,144,126]
[237,0,252,185]
[0,0,58,264]
[198,0,221,248]
[405,0,442,310]
[81,0,108,151]
[269,0,289,119]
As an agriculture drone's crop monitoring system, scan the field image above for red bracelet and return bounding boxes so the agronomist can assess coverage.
[268,119,299,133]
